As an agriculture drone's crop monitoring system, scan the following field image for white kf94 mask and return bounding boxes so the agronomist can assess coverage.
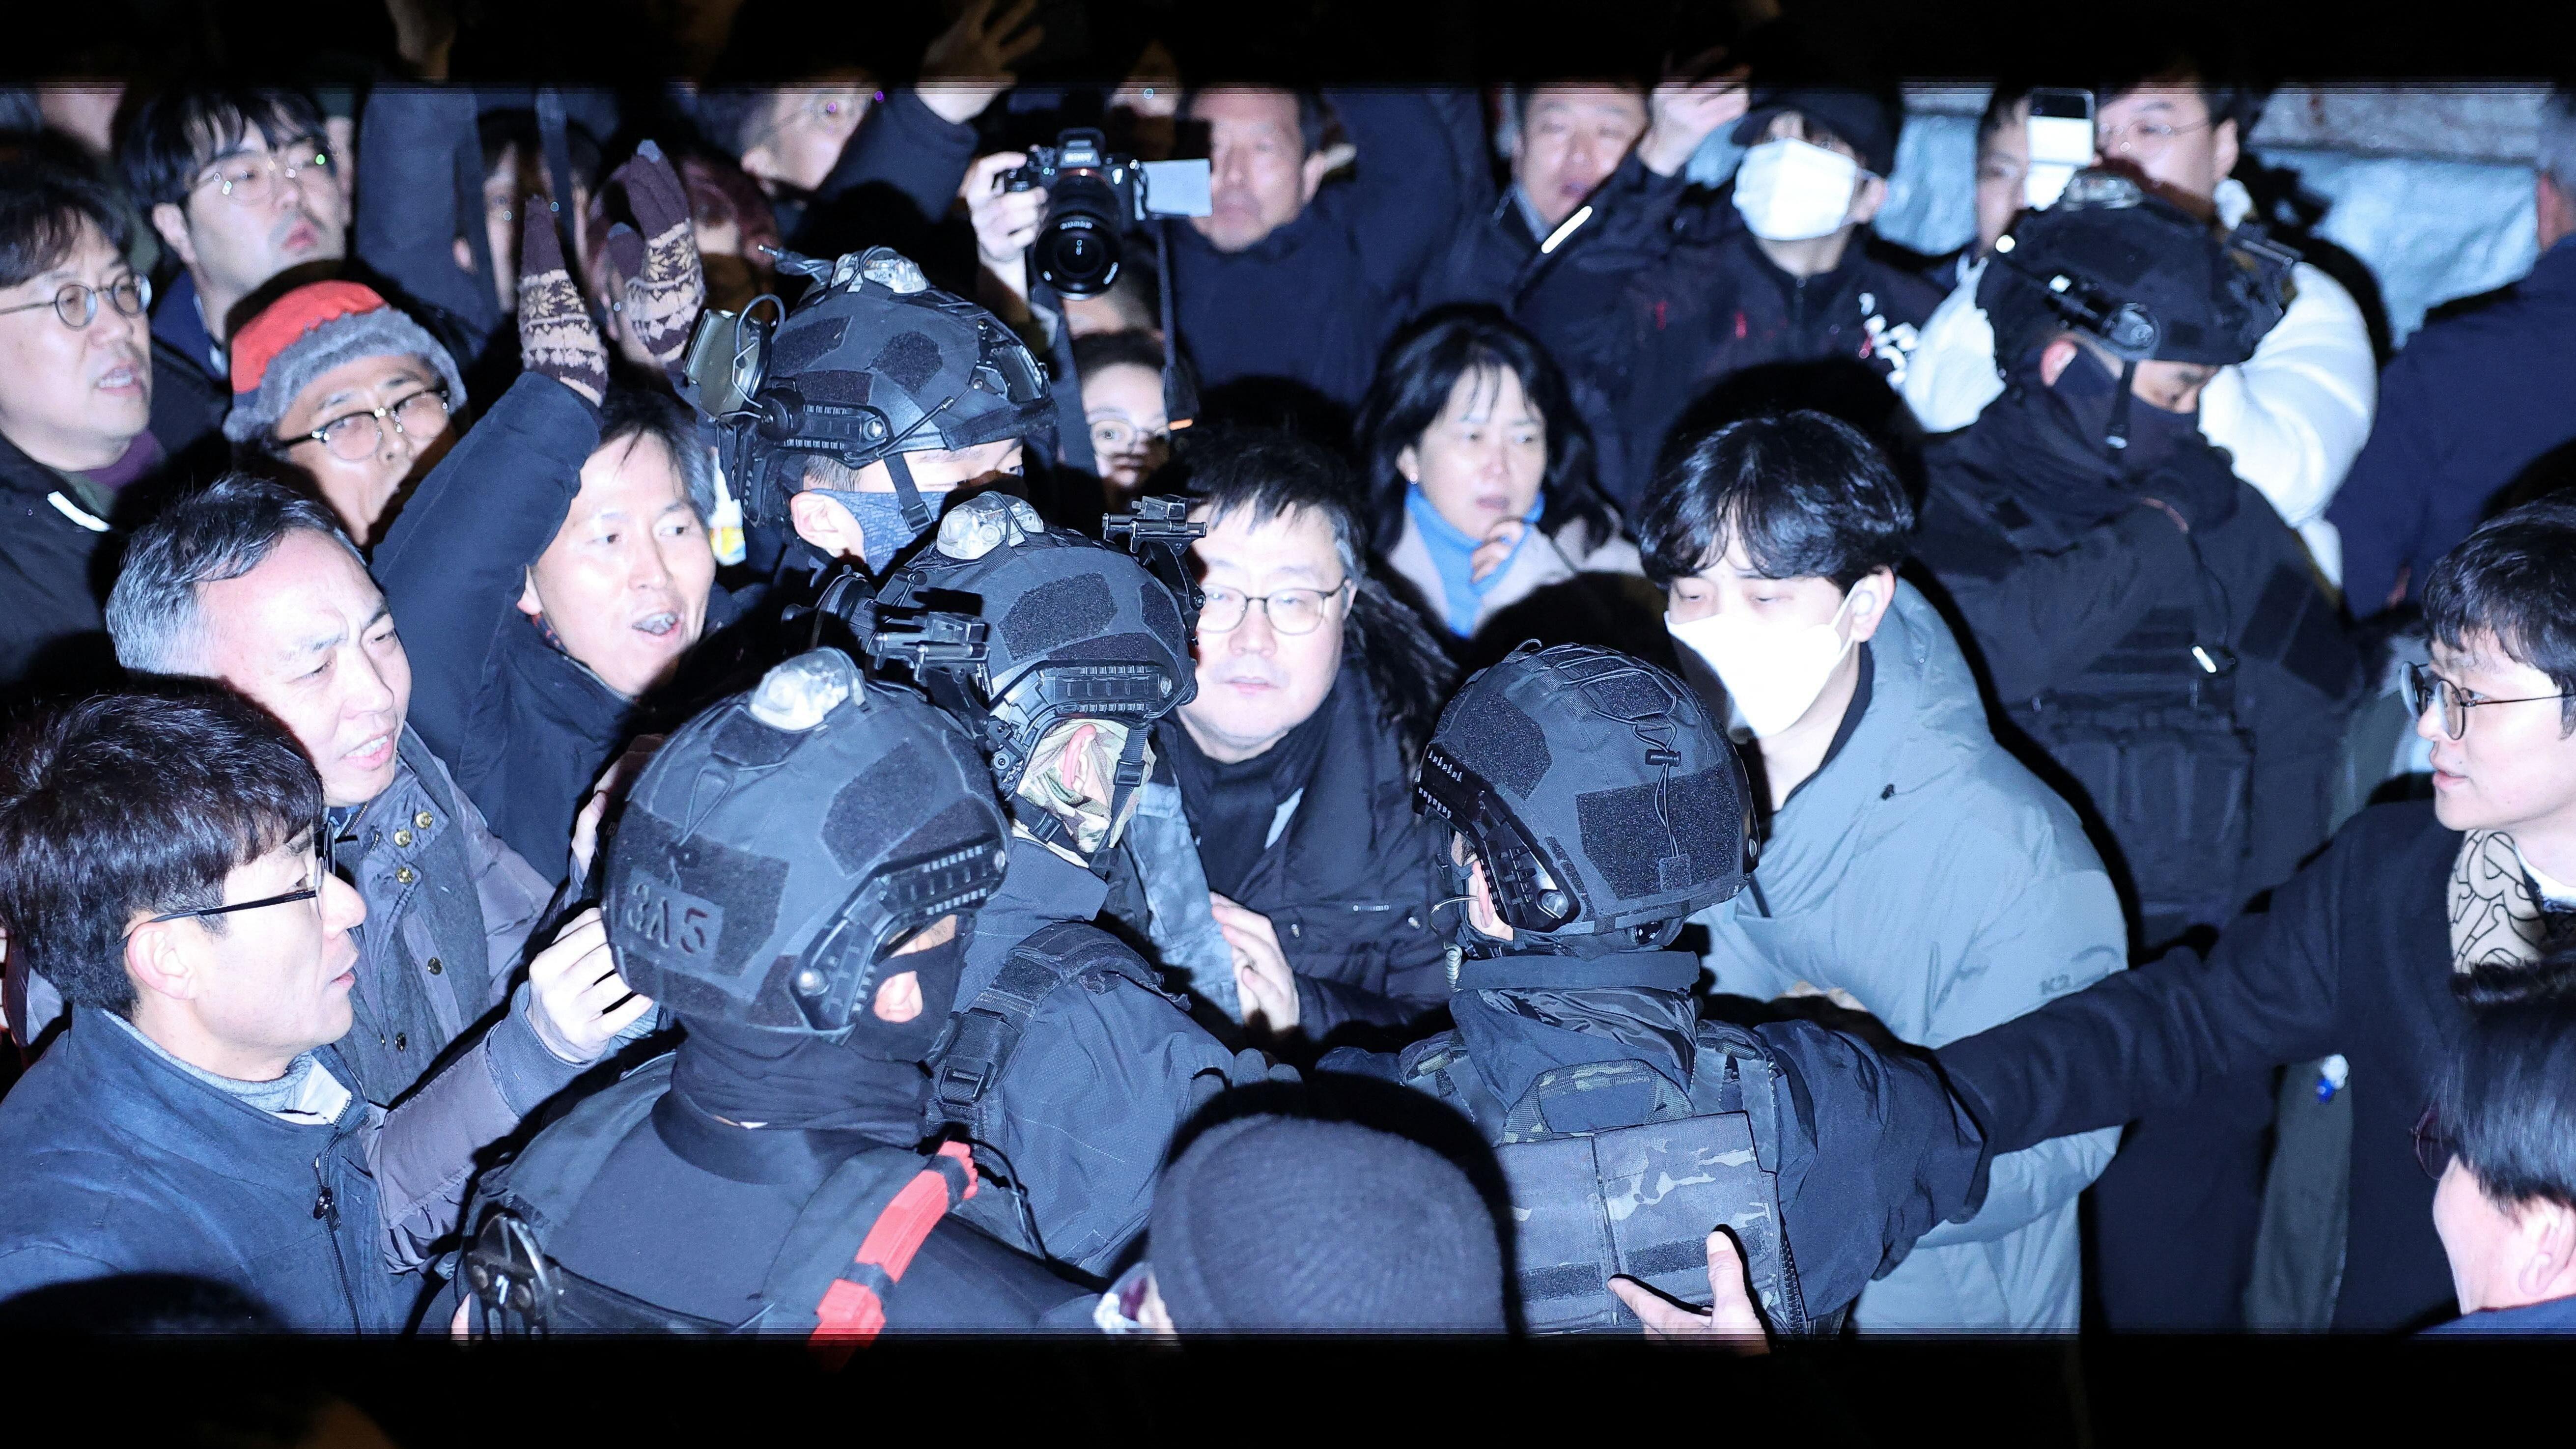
[1731,137,1863,242]
[1666,586,1863,738]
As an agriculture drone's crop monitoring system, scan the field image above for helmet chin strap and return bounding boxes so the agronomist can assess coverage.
[883,451,936,536]
[2105,357,2139,459]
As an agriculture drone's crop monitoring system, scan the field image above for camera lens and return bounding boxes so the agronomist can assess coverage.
[1034,169,1124,298]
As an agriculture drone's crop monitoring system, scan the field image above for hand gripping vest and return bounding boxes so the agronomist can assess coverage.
[1397,1021,1816,1336]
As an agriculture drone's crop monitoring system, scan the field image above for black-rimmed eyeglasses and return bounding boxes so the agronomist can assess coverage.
[138,825,335,927]
[2405,662,2574,741]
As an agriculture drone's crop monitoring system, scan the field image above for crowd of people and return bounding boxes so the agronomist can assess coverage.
[4,2,2576,1351]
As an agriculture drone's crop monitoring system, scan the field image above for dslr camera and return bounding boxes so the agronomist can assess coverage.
[1004,128,1211,298]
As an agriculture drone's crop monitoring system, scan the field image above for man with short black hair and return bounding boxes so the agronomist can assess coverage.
[0,691,561,1330]
[1104,429,1454,1048]
[0,156,160,696]
[374,148,737,874]
[2426,988,2576,1334]
[1648,411,2126,1332]
[2328,87,2576,617]
[1937,499,2576,1333]
[118,87,347,454]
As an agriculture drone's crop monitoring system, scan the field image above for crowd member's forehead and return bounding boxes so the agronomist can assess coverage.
[1762,110,1859,162]
[1193,499,1340,580]
[212,529,384,660]
[1191,88,1303,141]
[1524,84,1647,122]
[299,356,432,417]
[185,101,312,175]
[3,217,125,293]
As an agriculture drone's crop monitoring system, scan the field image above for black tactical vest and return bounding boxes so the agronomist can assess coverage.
[1961,484,2353,932]
[1398,1022,1814,1335]
[463,1057,979,1352]
[918,919,1172,1255]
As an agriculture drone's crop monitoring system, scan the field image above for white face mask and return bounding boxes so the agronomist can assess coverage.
[1731,137,1862,242]
[1666,586,1864,738]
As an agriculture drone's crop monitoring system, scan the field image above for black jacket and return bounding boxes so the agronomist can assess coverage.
[372,373,756,877]
[1168,89,1482,413]
[944,839,1275,1277]
[1937,799,2468,1333]
[0,436,119,701]
[1911,381,2361,933]
[1418,154,1717,511]
[484,1057,1084,1334]
[1615,228,1940,490]
[1110,667,1451,1049]
[786,89,981,264]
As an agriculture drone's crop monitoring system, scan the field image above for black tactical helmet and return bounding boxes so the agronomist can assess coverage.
[1417,644,1751,948]
[678,247,1054,532]
[604,648,1010,1036]
[1980,168,2296,369]
[870,492,1194,858]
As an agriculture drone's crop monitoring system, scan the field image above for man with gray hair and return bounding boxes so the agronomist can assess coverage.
[2328,87,2576,617]
[40,475,654,1122]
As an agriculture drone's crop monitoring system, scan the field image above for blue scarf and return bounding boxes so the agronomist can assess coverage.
[1405,485,1544,638]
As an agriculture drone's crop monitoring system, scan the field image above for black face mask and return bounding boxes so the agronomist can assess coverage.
[844,926,969,1063]
[2038,344,2202,476]
[2114,390,2207,476]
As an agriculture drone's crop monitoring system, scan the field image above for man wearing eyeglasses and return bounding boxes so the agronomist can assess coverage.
[0,157,163,698]
[117,87,352,461]
[0,690,612,1332]
[1104,430,1454,1052]
[1933,499,2576,1335]
[1902,51,2378,585]
[86,477,650,1116]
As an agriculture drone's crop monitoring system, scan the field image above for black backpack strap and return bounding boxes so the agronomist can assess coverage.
[925,920,1158,1130]
[757,1140,981,1362]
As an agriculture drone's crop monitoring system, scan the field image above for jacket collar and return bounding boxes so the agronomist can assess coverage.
[150,270,228,384]
[2523,234,2576,301]
[51,1010,365,1176]
[1747,584,1994,913]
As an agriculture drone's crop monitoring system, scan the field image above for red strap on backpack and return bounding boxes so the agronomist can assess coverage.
[809,1141,978,1362]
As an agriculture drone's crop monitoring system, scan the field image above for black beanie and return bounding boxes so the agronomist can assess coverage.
[1147,1114,1506,1334]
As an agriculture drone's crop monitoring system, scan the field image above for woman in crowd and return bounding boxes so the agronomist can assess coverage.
[1075,328,1176,506]
[1357,306,1655,666]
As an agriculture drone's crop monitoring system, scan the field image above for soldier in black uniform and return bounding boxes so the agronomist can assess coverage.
[1324,644,1988,1333]
[1910,169,2362,952]
[676,245,1058,590]
[864,490,1280,1280]
[457,648,1088,1339]
[1907,169,2364,1331]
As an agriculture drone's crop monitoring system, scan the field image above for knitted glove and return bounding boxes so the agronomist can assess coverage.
[517,203,608,405]
[603,140,705,382]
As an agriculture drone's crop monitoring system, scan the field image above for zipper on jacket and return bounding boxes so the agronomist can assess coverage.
[313,1152,363,1334]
